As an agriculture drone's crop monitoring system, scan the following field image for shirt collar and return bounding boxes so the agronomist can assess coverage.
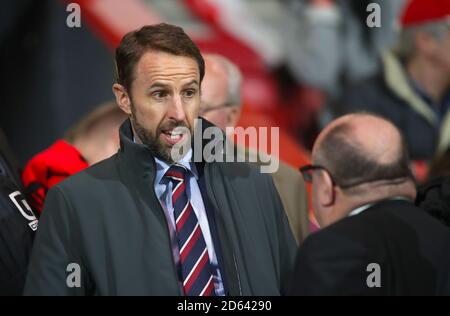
[348,196,412,217]
[348,204,373,217]
[154,148,198,186]
[133,133,197,184]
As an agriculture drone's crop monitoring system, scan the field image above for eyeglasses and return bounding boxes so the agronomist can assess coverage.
[300,164,413,189]
[299,165,336,184]
[199,103,231,116]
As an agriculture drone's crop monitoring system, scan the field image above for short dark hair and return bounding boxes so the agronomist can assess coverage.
[315,121,414,189]
[115,23,205,92]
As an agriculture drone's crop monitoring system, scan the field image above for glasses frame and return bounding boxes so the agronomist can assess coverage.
[300,164,414,189]
[299,164,336,184]
[199,102,232,116]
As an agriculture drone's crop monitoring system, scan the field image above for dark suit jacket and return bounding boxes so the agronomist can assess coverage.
[288,199,450,296]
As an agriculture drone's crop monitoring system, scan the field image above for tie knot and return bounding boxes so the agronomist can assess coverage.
[164,164,188,183]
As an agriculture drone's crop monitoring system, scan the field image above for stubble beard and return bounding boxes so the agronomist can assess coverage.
[130,105,192,164]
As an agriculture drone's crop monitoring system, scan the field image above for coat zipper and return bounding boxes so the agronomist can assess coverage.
[232,253,243,295]
[204,163,243,296]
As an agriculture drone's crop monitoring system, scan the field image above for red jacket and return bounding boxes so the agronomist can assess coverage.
[22,140,89,213]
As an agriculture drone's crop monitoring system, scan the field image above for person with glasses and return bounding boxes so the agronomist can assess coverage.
[200,54,310,244]
[289,113,450,295]
[199,54,242,136]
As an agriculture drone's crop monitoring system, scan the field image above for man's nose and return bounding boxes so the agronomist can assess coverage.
[167,95,187,122]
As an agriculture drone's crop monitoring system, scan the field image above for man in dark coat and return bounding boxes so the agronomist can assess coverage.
[0,128,37,295]
[290,113,450,295]
[24,23,296,296]
[340,0,450,161]
[200,53,310,245]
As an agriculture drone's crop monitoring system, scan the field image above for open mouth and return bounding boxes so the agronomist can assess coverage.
[160,128,185,145]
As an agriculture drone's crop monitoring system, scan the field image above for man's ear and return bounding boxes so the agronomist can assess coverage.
[318,170,335,207]
[226,106,241,128]
[112,83,132,115]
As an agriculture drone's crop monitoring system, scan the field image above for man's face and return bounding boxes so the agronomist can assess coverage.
[435,28,450,77]
[200,103,234,130]
[421,25,450,79]
[126,51,201,162]
[200,58,234,130]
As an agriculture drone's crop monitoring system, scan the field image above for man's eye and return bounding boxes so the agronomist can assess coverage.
[152,91,168,99]
[183,89,196,98]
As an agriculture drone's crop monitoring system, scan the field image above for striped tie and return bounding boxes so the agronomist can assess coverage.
[164,164,216,296]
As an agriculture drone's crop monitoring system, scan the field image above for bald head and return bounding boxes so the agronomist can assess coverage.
[315,114,403,164]
[202,54,242,107]
[313,113,413,189]
[200,54,242,129]
[201,55,230,110]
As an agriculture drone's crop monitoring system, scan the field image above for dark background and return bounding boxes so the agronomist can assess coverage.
[0,0,115,165]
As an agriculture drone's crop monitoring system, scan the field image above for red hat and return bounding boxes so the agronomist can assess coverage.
[401,0,450,27]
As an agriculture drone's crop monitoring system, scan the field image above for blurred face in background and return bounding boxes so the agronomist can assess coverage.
[434,28,450,76]
[416,24,450,79]
[200,56,240,130]
[114,51,201,162]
